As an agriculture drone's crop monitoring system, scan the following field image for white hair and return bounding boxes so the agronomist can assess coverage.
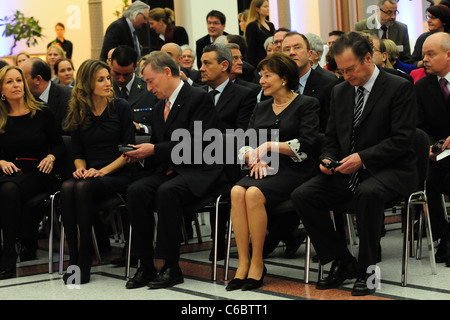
[123,1,150,21]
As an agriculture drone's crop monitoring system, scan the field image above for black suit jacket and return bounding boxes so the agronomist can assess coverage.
[181,66,202,85]
[202,80,257,131]
[148,82,224,197]
[100,17,135,62]
[113,76,158,135]
[46,82,72,135]
[303,68,337,133]
[416,74,450,144]
[195,32,228,69]
[324,68,417,196]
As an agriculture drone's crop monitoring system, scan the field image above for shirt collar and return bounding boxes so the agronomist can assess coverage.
[167,80,184,108]
[39,81,52,103]
[357,65,380,94]
[209,78,229,94]
[299,68,312,88]
[437,71,450,84]
[125,17,136,34]
[125,73,136,93]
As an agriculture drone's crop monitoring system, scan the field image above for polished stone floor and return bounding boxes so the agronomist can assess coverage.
[1,209,449,307]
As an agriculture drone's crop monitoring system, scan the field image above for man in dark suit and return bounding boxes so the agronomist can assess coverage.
[111,45,158,135]
[291,32,417,296]
[305,32,338,80]
[200,43,256,131]
[124,51,225,290]
[282,32,336,132]
[355,0,412,64]
[415,32,450,267]
[21,57,72,135]
[161,43,202,85]
[196,10,228,70]
[226,43,263,102]
[100,1,150,62]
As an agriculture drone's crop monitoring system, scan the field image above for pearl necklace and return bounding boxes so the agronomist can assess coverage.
[272,93,296,108]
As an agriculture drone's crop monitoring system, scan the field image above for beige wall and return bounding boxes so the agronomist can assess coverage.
[1,0,124,69]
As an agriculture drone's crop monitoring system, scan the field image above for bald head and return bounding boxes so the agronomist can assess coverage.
[161,43,183,64]
[422,32,450,77]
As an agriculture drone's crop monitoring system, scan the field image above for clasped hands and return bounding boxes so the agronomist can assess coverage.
[320,153,363,175]
[73,167,106,179]
[0,156,55,176]
[246,142,276,180]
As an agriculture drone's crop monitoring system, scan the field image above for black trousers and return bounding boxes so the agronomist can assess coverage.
[291,172,400,274]
[127,172,199,264]
[426,160,450,241]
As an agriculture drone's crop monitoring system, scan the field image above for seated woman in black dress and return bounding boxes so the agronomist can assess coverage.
[0,65,64,280]
[61,59,135,284]
[226,52,320,291]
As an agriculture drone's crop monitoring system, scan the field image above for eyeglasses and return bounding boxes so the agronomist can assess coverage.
[338,63,359,75]
[426,14,437,21]
[379,8,399,16]
[273,40,283,45]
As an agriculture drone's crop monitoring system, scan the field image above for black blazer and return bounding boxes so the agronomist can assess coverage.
[324,68,418,196]
[47,82,72,135]
[416,74,450,144]
[100,17,135,62]
[303,68,338,133]
[202,80,257,131]
[148,83,225,197]
[113,76,158,135]
[195,32,228,69]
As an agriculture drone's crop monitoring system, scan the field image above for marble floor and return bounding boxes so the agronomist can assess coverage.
[1,209,449,310]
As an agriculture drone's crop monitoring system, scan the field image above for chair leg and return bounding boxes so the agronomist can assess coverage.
[212,195,222,281]
[423,201,437,275]
[224,213,233,281]
[59,222,65,275]
[48,192,59,274]
[193,213,203,244]
[346,214,356,256]
[126,225,132,279]
[402,196,413,286]
[416,206,424,260]
[304,235,311,284]
[91,227,102,266]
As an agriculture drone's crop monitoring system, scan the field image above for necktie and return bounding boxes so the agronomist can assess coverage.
[381,26,388,40]
[121,87,129,100]
[164,100,171,122]
[440,78,450,101]
[133,31,141,61]
[209,89,220,105]
[349,86,365,192]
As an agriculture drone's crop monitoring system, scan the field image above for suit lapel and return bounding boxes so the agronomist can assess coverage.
[128,77,145,106]
[335,82,355,154]
[164,83,188,128]
[215,81,234,113]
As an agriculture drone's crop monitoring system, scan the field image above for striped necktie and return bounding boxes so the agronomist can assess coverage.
[349,86,365,192]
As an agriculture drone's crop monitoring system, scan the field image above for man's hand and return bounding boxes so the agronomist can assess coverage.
[336,153,363,175]
[123,143,155,163]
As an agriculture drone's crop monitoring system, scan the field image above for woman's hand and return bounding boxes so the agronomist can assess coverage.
[37,156,55,174]
[248,142,271,165]
[73,167,86,179]
[82,168,106,179]
[250,160,274,180]
[0,160,21,175]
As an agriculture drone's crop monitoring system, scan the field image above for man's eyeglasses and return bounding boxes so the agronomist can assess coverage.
[379,8,399,16]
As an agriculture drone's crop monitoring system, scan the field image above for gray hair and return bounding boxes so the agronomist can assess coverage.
[141,51,180,77]
[305,33,324,59]
[203,43,232,74]
[123,1,150,21]
[214,35,228,45]
[264,36,274,51]
[376,0,398,7]
[225,43,240,51]
[181,45,196,58]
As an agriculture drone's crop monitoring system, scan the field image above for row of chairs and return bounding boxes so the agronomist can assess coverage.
[39,129,437,289]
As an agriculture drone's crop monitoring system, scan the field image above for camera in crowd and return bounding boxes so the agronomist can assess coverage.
[319,156,342,170]
[432,139,446,154]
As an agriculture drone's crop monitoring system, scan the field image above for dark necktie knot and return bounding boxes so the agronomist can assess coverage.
[381,25,388,39]
[121,87,129,99]
[209,89,219,104]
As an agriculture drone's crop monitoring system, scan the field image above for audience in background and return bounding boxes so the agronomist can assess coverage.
[53,58,75,87]
[47,22,73,59]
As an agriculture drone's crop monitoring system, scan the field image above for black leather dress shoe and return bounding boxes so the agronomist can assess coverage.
[0,269,16,280]
[126,267,157,289]
[435,240,450,263]
[351,276,376,296]
[316,257,358,290]
[62,271,91,285]
[148,265,183,289]
[226,277,247,291]
[241,266,267,291]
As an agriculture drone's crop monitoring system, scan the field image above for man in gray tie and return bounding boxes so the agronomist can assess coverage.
[415,32,450,267]
[291,32,417,296]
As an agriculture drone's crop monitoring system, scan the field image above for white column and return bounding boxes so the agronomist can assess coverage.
[173,0,240,49]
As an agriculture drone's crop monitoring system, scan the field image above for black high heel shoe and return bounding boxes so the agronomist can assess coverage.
[241,265,266,291]
[226,273,248,291]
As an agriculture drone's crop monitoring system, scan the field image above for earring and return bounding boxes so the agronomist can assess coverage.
[1,94,5,101]
[282,82,286,86]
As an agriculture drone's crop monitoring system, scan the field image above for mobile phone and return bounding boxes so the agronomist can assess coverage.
[118,144,138,152]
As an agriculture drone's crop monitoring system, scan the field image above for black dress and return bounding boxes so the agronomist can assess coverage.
[236,95,320,206]
[245,20,275,68]
[60,98,135,278]
[0,107,64,270]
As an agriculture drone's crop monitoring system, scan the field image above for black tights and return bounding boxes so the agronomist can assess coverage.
[0,182,21,269]
[60,178,109,274]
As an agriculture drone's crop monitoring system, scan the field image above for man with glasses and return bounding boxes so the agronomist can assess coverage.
[195,10,228,69]
[291,31,417,296]
[111,45,157,136]
[355,0,412,64]
[100,1,150,62]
